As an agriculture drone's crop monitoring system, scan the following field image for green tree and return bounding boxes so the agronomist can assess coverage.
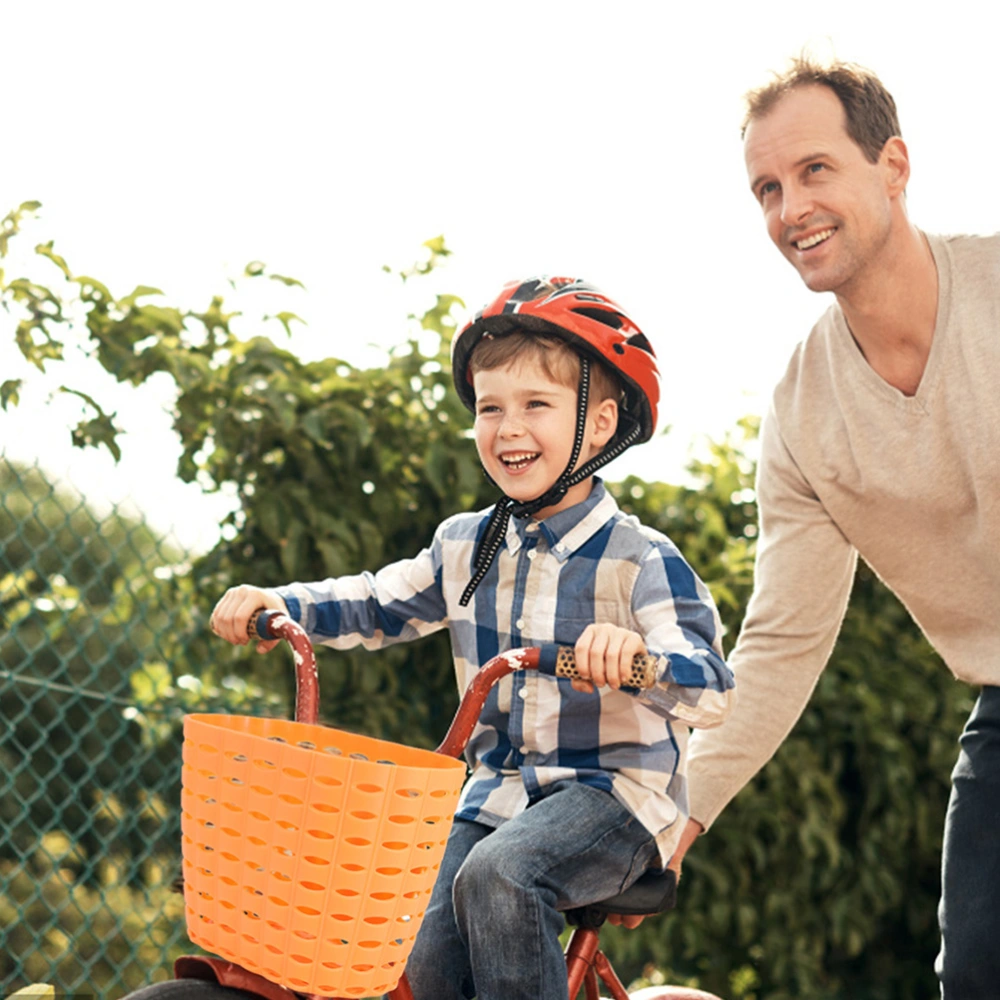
[3,202,486,744]
[0,459,178,868]
[0,458,284,994]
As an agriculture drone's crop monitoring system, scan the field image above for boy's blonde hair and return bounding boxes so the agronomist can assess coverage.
[468,330,623,407]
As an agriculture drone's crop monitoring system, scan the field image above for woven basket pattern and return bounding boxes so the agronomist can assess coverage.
[181,713,466,997]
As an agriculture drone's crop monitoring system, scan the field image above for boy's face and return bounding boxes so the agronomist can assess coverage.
[472,356,617,518]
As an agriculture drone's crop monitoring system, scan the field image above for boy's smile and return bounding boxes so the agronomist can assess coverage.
[499,450,541,473]
[473,359,616,519]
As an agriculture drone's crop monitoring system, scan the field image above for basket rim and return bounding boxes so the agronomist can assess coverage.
[183,712,467,773]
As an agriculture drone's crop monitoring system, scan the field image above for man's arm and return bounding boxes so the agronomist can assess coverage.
[686,406,857,830]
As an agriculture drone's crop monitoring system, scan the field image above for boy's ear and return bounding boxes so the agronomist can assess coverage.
[590,397,618,449]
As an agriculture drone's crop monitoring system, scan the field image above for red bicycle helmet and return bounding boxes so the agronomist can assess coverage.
[453,277,661,606]
[452,276,660,442]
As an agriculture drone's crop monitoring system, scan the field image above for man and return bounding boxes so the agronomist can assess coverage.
[675,58,1000,997]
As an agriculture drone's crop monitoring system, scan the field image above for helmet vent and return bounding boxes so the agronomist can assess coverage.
[570,306,624,330]
[625,332,655,355]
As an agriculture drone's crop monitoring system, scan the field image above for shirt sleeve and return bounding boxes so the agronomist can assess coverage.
[273,523,449,650]
[685,404,857,829]
[631,535,735,730]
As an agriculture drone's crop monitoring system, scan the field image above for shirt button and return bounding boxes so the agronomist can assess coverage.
[527,549,536,560]
[555,543,565,553]
[516,618,525,629]
[518,688,528,699]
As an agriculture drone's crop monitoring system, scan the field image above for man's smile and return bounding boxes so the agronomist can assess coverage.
[792,227,837,251]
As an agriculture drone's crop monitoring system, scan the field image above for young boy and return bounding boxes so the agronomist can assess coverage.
[209,276,734,1000]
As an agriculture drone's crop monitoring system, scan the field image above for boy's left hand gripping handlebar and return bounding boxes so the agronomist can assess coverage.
[246,607,660,758]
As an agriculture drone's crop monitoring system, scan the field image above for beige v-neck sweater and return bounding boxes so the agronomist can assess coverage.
[687,232,1000,829]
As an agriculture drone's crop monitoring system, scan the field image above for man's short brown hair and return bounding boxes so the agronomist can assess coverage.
[742,56,901,164]
[468,330,623,407]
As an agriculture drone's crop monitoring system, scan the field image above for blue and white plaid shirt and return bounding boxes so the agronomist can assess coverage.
[276,480,734,864]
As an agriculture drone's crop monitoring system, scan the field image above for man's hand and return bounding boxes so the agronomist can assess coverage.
[571,623,647,694]
[607,910,647,930]
[607,816,704,929]
[668,816,703,879]
[209,584,288,653]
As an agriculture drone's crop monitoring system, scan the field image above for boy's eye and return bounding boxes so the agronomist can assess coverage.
[526,399,549,408]
[476,404,500,415]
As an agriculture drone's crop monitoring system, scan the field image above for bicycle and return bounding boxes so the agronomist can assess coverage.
[163,609,723,1000]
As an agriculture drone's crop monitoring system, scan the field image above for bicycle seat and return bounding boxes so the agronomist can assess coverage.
[564,866,677,928]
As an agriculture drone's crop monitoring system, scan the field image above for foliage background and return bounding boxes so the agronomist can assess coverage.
[0,203,970,999]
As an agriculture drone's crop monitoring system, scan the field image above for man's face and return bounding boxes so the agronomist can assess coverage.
[744,85,895,294]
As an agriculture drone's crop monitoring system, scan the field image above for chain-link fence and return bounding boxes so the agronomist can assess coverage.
[1,454,281,998]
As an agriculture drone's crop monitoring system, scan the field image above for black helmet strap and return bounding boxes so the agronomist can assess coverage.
[459,359,642,607]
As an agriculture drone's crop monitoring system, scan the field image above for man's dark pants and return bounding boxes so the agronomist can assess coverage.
[936,685,1000,998]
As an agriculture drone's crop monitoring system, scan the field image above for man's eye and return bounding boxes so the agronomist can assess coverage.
[807,162,826,174]
[759,181,779,199]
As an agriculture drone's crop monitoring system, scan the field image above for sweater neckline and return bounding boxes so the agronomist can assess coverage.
[832,231,951,412]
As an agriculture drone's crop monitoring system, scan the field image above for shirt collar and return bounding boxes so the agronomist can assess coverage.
[504,478,618,561]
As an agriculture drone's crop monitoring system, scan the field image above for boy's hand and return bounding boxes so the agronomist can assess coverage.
[210,584,288,653]
[571,624,647,693]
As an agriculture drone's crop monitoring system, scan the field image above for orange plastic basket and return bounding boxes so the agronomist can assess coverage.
[180,712,467,998]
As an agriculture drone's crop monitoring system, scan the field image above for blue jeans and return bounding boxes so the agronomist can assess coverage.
[936,686,1000,998]
[402,781,659,1000]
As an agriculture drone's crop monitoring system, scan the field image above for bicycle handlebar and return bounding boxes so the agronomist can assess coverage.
[247,607,659,760]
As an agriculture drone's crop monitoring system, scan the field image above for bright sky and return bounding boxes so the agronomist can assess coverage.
[2,1,997,552]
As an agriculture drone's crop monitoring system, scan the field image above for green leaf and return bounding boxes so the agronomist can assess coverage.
[119,284,165,308]
[73,274,113,303]
[1,379,22,409]
[60,386,123,462]
[130,302,186,335]
[422,235,449,256]
[269,273,305,289]
[69,415,123,462]
[34,240,72,278]
[244,260,266,278]
[15,319,63,371]
[420,293,465,336]
[267,311,306,337]
[0,200,41,257]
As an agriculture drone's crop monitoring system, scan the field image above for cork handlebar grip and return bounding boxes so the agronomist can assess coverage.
[550,645,658,689]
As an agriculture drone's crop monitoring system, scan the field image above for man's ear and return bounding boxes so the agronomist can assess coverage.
[590,397,619,449]
[881,136,910,198]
